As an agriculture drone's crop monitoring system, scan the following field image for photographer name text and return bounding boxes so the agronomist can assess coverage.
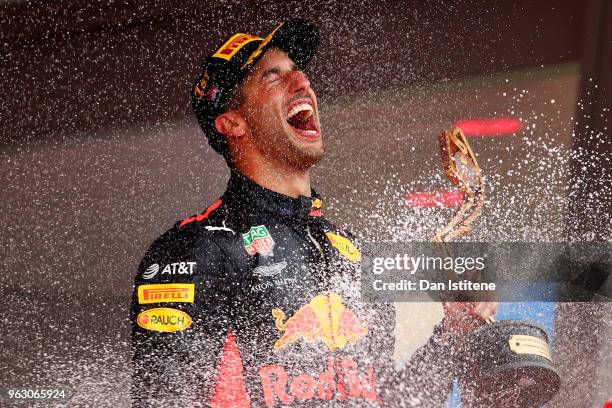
[372,279,496,291]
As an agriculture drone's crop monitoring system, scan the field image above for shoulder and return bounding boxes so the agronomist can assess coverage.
[318,215,360,242]
[136,199,240,281]
[318,216,363,263]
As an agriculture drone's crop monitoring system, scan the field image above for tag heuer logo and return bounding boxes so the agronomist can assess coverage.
[243,225,275,256]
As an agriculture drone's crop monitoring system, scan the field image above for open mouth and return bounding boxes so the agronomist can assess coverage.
[286,100,319,138]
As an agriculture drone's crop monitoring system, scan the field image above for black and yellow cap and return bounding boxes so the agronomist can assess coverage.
[191,19,320,162]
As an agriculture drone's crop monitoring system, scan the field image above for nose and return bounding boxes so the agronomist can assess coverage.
[287,70,311,94]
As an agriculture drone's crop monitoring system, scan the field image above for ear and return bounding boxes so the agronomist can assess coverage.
[215,110,247,138]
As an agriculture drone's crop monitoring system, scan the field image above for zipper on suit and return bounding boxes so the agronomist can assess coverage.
[306,224,323,253]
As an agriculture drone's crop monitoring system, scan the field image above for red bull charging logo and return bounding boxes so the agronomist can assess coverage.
[272,292,368,352]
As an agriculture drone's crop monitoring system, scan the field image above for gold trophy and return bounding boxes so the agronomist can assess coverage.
[433,127,485,243]
[433,128,560,407]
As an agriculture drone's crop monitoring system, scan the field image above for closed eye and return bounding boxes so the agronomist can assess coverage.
[262,67,281,81]
[261,63,299,81]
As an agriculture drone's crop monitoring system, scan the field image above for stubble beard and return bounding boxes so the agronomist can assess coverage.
[252,119,324,172]
[277,126,325,171]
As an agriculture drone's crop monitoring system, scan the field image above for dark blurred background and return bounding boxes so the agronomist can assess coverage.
[0,0,586,142]
[1,0,611,406]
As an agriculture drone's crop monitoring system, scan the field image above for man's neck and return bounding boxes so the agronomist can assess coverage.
[234,161,312,199]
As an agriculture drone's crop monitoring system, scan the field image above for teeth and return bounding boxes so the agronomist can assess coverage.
[287,103,313,120]
[301,130,318,135]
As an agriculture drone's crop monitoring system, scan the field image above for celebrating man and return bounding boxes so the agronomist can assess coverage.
[131,19,494,407]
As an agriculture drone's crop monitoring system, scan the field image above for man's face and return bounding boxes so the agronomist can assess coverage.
[237,48,324,170]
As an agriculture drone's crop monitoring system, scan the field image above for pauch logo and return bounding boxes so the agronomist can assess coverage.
[136,308,192,332]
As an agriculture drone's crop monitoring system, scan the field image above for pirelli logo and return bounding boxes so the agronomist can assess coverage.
[212,33,262,61]
[138,283,195,304]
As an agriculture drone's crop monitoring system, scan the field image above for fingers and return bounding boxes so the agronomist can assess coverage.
[443,301,474,315]
[471,301,498,322]
[443,301,498,334]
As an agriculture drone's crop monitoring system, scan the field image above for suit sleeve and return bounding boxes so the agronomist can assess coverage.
[130,228,237,407]
[394,321,460,407]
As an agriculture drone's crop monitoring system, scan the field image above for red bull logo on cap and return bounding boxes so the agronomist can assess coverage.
[272,292,368,352]
[193,70,209,99]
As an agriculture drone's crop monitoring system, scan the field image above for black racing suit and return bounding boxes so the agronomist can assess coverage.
[131,170,457,407]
